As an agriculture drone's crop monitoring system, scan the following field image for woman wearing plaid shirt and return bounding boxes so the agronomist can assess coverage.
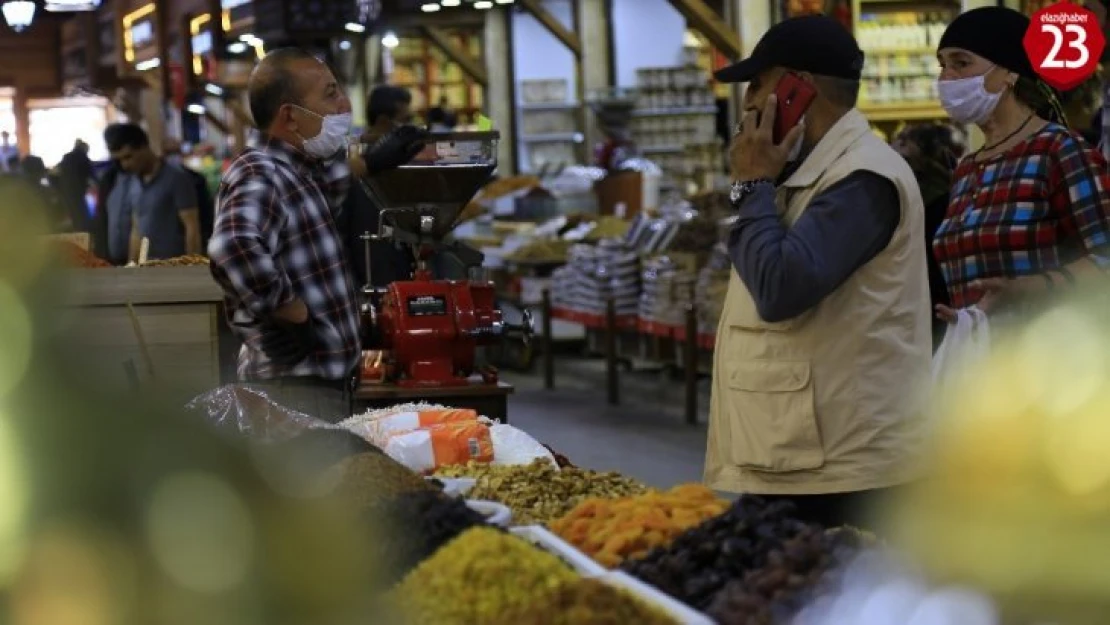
[932,8,1110,324]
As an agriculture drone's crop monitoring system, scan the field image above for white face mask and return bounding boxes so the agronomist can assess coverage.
[295,105,353,158]
[937,67,1003,125]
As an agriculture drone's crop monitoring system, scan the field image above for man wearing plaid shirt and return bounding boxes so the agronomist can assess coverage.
[209,48,423,421]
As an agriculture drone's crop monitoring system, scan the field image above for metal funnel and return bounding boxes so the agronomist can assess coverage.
[359,131,500,240]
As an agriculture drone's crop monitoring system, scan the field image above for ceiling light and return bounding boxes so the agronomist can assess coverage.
[238,33,260,44]
[227,41,247,54]
[420,2,440,11]
[473,1,493,8]
[135,58,161,71]
[442,0,461,5]
[1,0,36,32]
[204,83,224,96]
[381,31,399,48]
[344,21,365,33]
[186,103,206,115]
[339,40,351,50]
[44,0,100,10]
[495,0,513,3]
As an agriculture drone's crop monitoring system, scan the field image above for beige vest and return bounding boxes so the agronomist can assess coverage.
[705,110,932,495]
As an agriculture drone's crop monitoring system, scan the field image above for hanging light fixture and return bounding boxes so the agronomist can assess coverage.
[1,0,36,32]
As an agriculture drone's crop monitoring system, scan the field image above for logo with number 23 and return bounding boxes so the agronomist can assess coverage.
[1023,1,1106,92]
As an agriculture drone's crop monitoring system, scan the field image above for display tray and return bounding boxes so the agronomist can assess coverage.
[599,571,716,625]
[510,525,607,578]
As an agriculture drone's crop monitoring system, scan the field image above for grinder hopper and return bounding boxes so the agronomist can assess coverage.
[359,130,500,242]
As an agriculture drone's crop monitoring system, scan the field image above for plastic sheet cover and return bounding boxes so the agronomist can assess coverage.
[185,384,339,442]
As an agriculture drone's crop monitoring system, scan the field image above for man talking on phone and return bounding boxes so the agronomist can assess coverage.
[704,16,931,529]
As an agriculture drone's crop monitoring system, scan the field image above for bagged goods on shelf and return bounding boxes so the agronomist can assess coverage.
[388,526,579,624]
[550,240,641,317]
[639,255,697,327]
[435,459,650,525]
[384,421,495,473]
[621,497,867,613]
[550,484,729,568]
[489,577,679,625]
[695,243,732,335]
[504,239,572,264]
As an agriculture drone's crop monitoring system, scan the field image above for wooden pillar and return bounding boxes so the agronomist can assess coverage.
[13,89,29,156]
[155,0,171,105]
[484,8,516,175]
[577,0,612,154]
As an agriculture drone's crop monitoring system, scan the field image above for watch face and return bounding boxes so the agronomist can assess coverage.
[730,183,743,203]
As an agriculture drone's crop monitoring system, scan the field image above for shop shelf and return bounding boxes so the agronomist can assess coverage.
[633,106,717,118]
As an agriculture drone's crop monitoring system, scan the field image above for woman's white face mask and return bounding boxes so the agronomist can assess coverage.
[937,66,1004,125]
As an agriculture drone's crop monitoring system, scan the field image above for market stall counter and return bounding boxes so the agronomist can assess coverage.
[64,257,228,402]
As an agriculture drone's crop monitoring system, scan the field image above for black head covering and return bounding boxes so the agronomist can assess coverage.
[715,15,865,83]
[938,7,1037,80]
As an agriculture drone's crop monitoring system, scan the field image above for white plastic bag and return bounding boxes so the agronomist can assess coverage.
[931,307,991,404]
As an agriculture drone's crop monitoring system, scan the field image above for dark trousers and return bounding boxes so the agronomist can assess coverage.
[760,485,906,531]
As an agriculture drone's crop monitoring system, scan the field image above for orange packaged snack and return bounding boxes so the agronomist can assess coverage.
[384,421,494,473]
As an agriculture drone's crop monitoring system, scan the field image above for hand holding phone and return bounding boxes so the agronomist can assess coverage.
[729,73,814,182]
[772,72,817,145]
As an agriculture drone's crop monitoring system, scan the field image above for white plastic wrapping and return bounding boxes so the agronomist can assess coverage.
[185,384,339,442]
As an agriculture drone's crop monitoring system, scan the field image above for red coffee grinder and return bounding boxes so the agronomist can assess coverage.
[357,131,532,388]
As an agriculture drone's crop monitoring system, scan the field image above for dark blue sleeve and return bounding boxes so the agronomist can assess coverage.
[728,171,901,322]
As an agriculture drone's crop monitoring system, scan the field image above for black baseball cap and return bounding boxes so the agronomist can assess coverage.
[715,15,865,83]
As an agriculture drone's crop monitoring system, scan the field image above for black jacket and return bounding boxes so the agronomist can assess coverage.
[340,182,414,288]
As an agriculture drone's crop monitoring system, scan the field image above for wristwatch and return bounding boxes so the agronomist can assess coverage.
[730,178,773,206]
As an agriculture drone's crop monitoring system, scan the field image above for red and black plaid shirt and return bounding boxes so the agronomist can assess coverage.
[933,124,1110,308]
[209,138,361,381]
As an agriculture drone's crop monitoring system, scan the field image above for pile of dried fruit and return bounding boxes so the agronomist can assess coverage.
[489,578,677,625]
[142,254,209,267]
[550,484,729,567]
[705,526,871,625]
[434,459,649,525]
[389,526,577,624]
[367,490,487,585]
[622,496,865,614]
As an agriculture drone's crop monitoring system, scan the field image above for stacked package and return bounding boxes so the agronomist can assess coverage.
[638,255,696,327]
[550,239,641,317]
[695,243,732,336]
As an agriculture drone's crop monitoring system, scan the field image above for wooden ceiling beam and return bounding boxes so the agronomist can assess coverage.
[518,0,581,58]
[420,25,487,86]
[665,0,741,59]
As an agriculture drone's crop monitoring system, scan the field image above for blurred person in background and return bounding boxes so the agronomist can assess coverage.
[426,96,457,131]
[342,85,417,289]
[57,139,94,233]
[934,7,1110,326]
[163,139,216,250]
[0,130,18,172]
[705,16,931,529]
[107,124,201,262]
[208,49,424,420]
[91,124,125,260]
[892,122,965,351]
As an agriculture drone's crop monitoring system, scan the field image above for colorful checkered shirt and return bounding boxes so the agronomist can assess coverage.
[933,124,1110,309]
[209,138,361,381]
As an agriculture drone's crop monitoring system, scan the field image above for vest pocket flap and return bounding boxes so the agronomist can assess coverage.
[728,360,811,393]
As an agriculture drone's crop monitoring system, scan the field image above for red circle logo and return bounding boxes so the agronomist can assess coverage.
[1024,1,1106,92]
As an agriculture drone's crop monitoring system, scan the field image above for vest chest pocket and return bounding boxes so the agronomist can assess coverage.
[722,360,824,473]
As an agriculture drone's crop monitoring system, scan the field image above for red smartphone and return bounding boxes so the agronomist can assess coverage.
[772,72,817,145]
